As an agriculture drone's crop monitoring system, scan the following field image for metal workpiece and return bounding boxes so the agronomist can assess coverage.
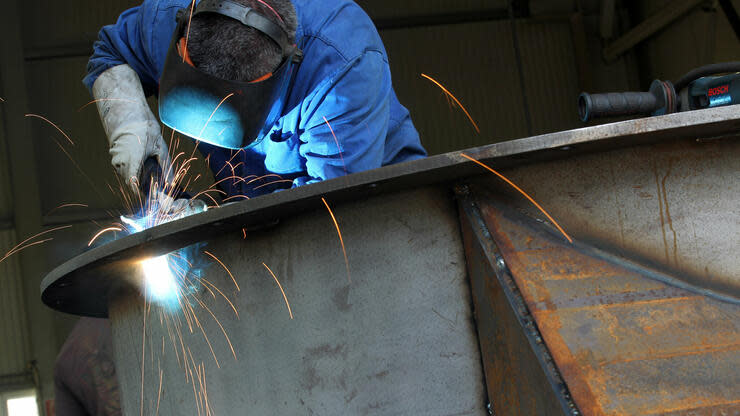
[110,187,487,415]
[41,105,740,315]
[467,135,740,300]
[458,196,578,416]
[40,105,740,414]
[465,193,740,416]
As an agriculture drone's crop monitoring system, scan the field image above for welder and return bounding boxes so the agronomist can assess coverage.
[87,0,426,203]
[55,1,425,414]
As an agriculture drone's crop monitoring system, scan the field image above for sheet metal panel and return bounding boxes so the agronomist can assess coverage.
[110,187,487,415]
[468,135,740,298]
[0,229,32,377]
[41,105,740,318]
[459,194,575,415]
[470,194,740,415]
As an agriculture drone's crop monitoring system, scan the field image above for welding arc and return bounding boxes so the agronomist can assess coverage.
[460,153,573,243]
[262,262,293,319]
[322,197,351,283]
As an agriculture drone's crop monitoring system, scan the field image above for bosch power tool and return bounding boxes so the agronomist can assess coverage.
[578,62,740,122]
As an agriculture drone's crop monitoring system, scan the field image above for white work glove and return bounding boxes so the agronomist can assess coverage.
[92,64,172,195]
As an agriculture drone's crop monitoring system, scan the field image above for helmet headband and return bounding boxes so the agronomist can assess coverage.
[158,0,302,149]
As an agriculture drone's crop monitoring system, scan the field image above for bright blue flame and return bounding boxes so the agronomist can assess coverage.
[120,204,207,310]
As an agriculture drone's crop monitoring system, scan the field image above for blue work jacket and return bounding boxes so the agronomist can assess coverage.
[84,0,426,197]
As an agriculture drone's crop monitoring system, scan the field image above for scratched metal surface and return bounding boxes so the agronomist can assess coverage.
[109,187,487,416]
[468,135,740,299]
[472,194,740,416]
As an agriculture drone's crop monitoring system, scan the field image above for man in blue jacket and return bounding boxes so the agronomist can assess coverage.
[58,2,425,413]
[86,0,426,202]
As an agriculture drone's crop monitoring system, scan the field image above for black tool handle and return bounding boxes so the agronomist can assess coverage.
[140,157,163,197]
[578,92,658,122]
[140,157,191,201]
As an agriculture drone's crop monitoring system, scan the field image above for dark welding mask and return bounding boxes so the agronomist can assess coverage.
[158,0,303,149]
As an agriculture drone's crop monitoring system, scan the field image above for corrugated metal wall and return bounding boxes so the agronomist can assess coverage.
[0,230,31,378]
[381,17,583,155]
[355,0,506,19]
[631,0,740,87]
[0,70,32,385]
[0,135,14,227]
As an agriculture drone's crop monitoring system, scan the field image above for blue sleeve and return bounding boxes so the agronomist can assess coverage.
[83,0,176,96]
[292,50,391,187]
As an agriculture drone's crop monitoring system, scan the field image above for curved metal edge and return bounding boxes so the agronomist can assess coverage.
[41,105,740,316]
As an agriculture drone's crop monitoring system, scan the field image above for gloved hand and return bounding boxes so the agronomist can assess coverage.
[92,64,172,194]
[158,195,208,219]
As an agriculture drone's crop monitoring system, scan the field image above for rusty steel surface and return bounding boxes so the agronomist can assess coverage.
[41,105,740,316]
[467,135,740,301]
[458,191,576,416]
[469,189,740,416]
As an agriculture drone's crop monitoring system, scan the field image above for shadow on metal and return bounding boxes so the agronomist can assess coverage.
[459,185,740,415]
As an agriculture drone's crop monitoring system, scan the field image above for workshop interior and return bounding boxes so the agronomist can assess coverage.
[0,0,739,415]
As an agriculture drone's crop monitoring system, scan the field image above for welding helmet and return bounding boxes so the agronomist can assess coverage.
[158,0,303,149]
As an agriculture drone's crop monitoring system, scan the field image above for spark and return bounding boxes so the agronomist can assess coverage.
[87,227,123,247]
[183,0,196,63]
[200,277,239,317]
[253,179,294,190]
[204,251,239,291]
[205,175,246,191]
[45,203,89,216]
[198,301,237,360]
[222,195,250,203]
[421,73,480,134]
[323,116,348,176]
[51,137,107,202]
[245,173,284,185]
[321,197,351,282]
[460,153,573,243]
[198,93,235,136]
[25,114,75,145]
[155,367,163,416]
[263,262,293,319]
[0,238,53,263]
[214,148,244,178]
[1,225,72,264]
[187,297,220,368]
[77,98,135,112]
